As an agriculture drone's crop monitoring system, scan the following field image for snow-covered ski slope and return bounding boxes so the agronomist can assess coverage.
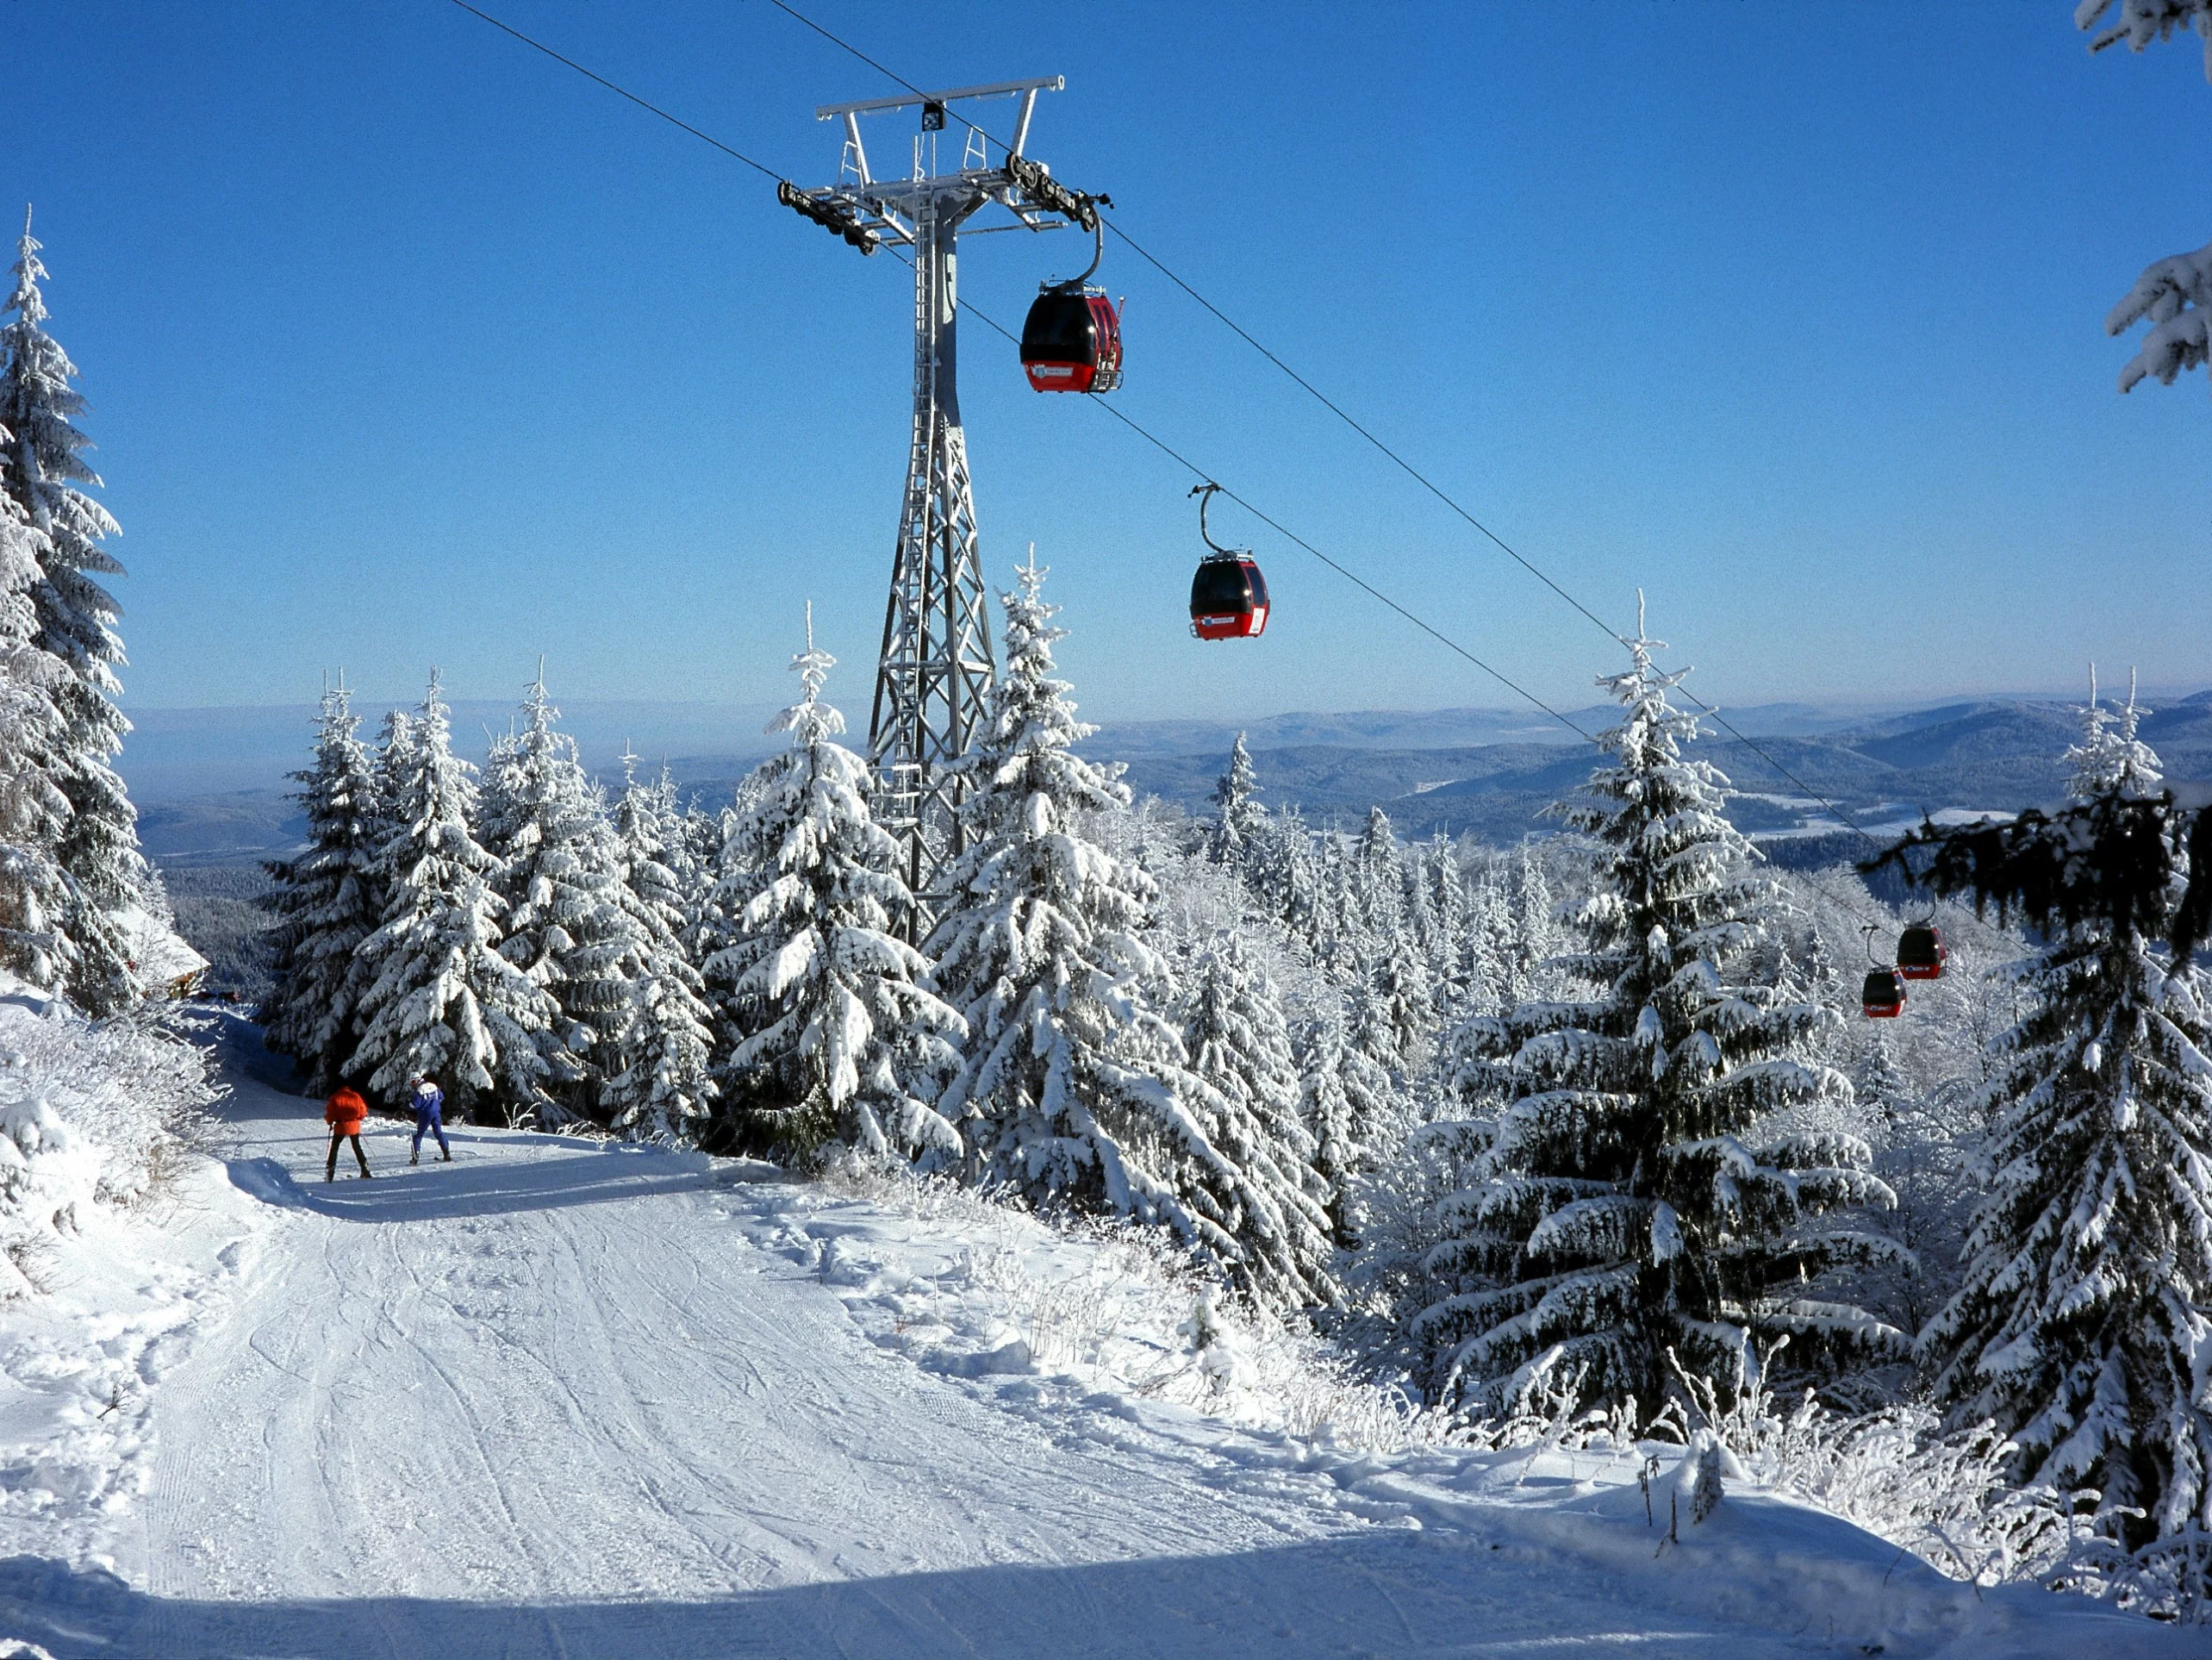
[1,1020,2199,1658]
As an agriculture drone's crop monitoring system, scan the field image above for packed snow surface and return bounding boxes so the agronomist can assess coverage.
[0,1015,2200,1657]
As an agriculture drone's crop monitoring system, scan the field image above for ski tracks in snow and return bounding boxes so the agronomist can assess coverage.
[122,1085,1368,1655]
[0,1058,2192,1657]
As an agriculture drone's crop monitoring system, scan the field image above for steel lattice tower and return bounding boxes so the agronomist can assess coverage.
[782,78,1103,906]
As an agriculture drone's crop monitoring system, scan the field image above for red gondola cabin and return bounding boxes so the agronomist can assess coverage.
[1191,556,1268,640]
[1897,925,1947,981]
[1020,287,1122,394]
[1862,968,1906,1019]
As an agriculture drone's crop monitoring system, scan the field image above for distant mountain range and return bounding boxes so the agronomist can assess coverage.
[123,691,2212,871]
[1112,693,2212,846]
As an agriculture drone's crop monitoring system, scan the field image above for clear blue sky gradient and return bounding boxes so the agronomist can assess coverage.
[3,1,2207,725]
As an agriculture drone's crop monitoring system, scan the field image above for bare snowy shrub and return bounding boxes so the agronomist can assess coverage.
[0,1002,220,1205]
[0,997,217,1295]
[963,1242,1140,1376]
[1114,1252,1467,1452]
[1659,1346,2105,1598]
[814,1147,1028,1232]
[2055,1528,2212,1625]
[819,1148,1463,1451]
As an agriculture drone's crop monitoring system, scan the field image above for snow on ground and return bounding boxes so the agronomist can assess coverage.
[0,1108,257,1591]
[0,1010,2199,1657]
[0,986,241,1602]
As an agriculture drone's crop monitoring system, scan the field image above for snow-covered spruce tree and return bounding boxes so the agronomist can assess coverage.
[1353,805,1407,945]
[1356,944,1436,1077]
[0,426,72,991]
[1505,846,1576,1005]
[351,674,559,1125]
[1209,731,1263,864]
[704,614,962,1163]
[1454,867,1514,1019]
[340,705,413,1005]
[600,751,716,1142]
[1442,849,1573,1108]
[1305,833,1363,974]
[929,557,1334,1308]
[1915,672,2212,1551]
[670,791,724,953]
[1181,935,1340,1305]
[368,706,414,838]
[609,754,668,917]
[1300,1014,1398,1249]
[1243,801,1316,936]
[688,792,748,1050]
[2067,664,2164,800]
[259,683,382,1091]
[1414,835,1470,1014]
[1414,604,1900,1419]
[0,211,142,1014]
[477,674,645,1120]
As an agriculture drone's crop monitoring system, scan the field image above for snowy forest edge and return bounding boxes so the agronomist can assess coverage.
[228,559,2212,1624]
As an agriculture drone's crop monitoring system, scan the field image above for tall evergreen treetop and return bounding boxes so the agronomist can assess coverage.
[1414,835,1469,1004]
[1916,692,2212,1550]
[2,209,145,1008]
[930,558,1325,1306]
[1243,802,1316,937]
[613,751,689,941]
[1210,733,1262,864]
[1416,602,1899,1419]
[0,429,70,990]
[477,673,642,1116]
[1,212,121,693]
[706,613,963,1161]
[601,751,717,1143]
[260,683,383,1091]
[1353,804,1405,942]
[2066,666,2164,802]
[340,707,414,1014]
[1300,1013,1396,1251]
[352,673,559,1122]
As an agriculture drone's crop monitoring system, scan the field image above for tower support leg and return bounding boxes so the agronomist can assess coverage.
[869,191,994,927]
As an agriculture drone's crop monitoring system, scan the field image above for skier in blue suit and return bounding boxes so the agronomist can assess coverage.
[409,1073,452,1165]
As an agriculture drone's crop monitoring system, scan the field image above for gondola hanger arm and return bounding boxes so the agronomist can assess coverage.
[1190,481,1245,559]
[1048,218,1106,290]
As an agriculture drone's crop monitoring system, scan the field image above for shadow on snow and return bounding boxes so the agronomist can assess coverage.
[222,1141,748,1224]
[0,1543,1740,1660]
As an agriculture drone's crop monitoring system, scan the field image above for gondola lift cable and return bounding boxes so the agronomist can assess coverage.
[752,0,1900,865]
[443,0,1947,972]
[439,0,1598,742]
[745,0,1986,993]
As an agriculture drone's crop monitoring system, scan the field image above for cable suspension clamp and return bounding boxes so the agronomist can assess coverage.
[777,180,878,254]
[1004,153,1106,232]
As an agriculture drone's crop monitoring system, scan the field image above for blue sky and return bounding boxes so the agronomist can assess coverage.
[3,1,2207,726]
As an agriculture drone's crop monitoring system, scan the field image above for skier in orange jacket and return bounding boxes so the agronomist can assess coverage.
[324,1086,373,1183]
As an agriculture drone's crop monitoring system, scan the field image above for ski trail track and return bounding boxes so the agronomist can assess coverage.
[4,1027,2198,1658]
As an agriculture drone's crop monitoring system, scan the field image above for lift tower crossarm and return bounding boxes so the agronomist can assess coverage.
[815,76,1062,124]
